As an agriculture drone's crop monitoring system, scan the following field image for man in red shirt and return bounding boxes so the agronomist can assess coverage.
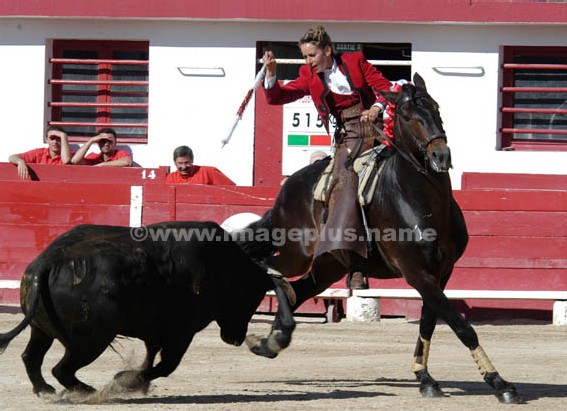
[71,128,132,167]
[8,126,71,180]
[165,145,235,185]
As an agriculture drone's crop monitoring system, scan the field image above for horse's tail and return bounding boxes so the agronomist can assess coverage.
[234,209,278,262]
[0,268,43,354]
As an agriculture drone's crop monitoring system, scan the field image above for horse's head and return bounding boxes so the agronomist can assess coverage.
[379,73,452,173]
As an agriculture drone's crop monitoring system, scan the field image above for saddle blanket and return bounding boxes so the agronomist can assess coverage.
[314,144,388,206]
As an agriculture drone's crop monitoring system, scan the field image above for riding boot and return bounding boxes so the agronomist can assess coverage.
[346,253,368,290]
[347,271,368,290]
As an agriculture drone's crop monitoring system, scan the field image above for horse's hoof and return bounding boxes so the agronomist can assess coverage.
[245,335,278,359]
[419,383,446,398]
[496,390,524,404]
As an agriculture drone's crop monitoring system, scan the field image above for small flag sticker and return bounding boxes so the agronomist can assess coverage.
[287,134,331,146]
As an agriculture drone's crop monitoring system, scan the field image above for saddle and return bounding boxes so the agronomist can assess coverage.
[314,144,388,205]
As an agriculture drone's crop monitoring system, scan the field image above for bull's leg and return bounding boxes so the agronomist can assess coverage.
[115,337,192,391]
[140,341,160,371]
[52,338,113,393]
[417,284,523,404]
[21,326,56,395]
[141,338,192,382]
[412,301,444,397]
[115,341,159,394]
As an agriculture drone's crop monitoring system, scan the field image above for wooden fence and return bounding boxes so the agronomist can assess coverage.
[0,163,565,321]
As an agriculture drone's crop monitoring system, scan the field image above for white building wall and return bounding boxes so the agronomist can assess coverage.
[0,19,565,187]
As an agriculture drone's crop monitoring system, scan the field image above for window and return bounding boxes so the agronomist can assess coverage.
[256,41,411,82]
[49,40,149,143]
[500,46,567,151]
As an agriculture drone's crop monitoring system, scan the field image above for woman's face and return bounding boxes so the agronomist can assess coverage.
[300,43,333,74]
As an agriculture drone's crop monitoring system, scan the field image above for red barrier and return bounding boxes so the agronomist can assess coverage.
[0,164,565,321]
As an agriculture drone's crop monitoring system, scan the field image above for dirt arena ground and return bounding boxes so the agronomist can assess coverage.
[0,308,565,411]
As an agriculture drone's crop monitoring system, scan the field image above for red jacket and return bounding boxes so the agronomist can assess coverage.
[263,51,392,131]
[165,166,235,185]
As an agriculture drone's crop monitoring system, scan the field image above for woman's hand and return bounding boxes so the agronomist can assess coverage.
[361,105,382,123]
[262,51,277,79]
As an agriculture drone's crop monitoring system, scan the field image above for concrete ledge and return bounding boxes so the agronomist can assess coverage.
[0,280,21,289]
[265,288,351,299]
[351,289,567,325]
[353,289,567,300]
[265,288,350,323]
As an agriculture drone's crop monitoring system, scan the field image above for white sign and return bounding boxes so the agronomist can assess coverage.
[282,95,336,176]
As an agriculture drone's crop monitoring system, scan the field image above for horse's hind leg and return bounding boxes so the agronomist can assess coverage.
[247,253,348,358]
[420,287,522,403]
[21,326,56,395]
[293,253,348,306]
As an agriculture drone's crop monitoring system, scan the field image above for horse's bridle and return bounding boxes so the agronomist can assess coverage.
[371,91,447,174]
[397,92,447,147]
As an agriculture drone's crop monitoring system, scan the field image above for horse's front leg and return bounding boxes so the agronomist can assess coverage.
[418,285,523,404]
[412,301,445,398]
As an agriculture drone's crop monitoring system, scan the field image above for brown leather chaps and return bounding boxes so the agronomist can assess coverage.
[315,106,380,259]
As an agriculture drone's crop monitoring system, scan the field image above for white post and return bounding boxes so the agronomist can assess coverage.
[346,295,380,322]
[130,185,143,228]
[552,301,567,326]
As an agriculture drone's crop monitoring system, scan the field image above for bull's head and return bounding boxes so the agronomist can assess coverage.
[214,265,295,347]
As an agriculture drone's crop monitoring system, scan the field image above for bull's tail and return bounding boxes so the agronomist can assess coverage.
[234,209,278,262]
[0,270,41,354]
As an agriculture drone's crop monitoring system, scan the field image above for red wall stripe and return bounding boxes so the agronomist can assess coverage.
[1,1,565,23]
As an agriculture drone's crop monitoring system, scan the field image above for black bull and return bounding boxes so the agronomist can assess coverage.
[0,222,294,395]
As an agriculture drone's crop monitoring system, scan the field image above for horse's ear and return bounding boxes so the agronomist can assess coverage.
[377,89,398,104]
[413,72,427,90]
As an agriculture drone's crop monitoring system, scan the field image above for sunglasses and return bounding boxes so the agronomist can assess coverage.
[98,139,113,146]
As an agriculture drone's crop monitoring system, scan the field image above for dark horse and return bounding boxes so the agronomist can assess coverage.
[241,73,521,404]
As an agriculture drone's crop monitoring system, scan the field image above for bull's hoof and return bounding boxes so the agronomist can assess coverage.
[496,389,524,404]
[71,382,96,394]
[245,335,278,359]
[33,383,56,396]
[114,370,150,393]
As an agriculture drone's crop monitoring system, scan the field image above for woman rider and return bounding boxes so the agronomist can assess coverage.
[262,26,393,283]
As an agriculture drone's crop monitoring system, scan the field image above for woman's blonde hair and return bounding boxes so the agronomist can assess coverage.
[299,26,333,51]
